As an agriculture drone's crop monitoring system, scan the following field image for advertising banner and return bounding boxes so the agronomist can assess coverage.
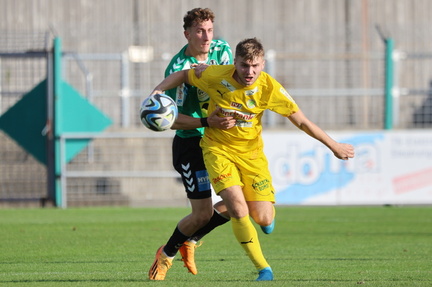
[263,130,432,205]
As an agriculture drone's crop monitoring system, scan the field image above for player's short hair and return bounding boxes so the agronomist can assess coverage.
[235,38,265,61]
[183,8,215,30]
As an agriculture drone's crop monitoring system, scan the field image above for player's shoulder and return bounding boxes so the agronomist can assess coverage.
[201,64,234,79]
[209,39,233,65]
[209,39,231,51]
[211,38,230,47]
[165,45,191,75]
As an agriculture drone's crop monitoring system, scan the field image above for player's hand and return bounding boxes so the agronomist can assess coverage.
[191,63,208,78]
[208,107,236,130]
[149,89,164,96]
[332,143,355,160]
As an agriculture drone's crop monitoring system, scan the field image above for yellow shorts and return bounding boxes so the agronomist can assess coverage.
[201,137,275,203]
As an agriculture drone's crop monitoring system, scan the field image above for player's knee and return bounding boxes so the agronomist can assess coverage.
[251,214,273,226]
[228,206,249,219]
[191,210,213,226]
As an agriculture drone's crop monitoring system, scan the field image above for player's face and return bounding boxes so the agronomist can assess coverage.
[184,20,213,59]
[233,56,265,86]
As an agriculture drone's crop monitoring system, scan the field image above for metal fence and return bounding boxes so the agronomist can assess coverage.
[0,49,49,206]
[59,131,186,207]
[2,39,432,207]
[62,48,432,131]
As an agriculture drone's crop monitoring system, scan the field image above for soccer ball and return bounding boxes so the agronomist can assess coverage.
[140,93,178,131]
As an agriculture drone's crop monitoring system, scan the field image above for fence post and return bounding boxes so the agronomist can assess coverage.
[46,41,55,206]
[53,37,64,207]
[384,38,394,130]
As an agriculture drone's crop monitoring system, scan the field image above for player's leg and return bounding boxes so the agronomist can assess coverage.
[239,147,276,234]
[174,135,230,241]
[219,186,272,280]
[188,200,230,242]
[149,136,230,279]
[177,200,230,275]
[174,136,230,273]
[149,136,211,280]
[248,201,275,234]
[201,139,273,280]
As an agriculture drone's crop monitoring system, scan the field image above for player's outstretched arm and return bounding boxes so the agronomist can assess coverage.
[150,70,190,96]
[150,67,206,96]
[288,109,355,160]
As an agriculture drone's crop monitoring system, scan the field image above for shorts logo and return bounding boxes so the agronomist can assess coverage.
[212,173,232,184]
[196,170,210,191]
[252,176,272,196]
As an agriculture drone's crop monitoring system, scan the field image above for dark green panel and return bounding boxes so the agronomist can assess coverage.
[0,80,47,165]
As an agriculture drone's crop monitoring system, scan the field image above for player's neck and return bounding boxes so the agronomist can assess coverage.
[184,46,208,62]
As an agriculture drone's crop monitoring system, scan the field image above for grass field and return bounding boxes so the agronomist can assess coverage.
[0,206,431,286]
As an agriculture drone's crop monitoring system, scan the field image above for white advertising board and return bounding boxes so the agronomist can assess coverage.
[263,130,432,205]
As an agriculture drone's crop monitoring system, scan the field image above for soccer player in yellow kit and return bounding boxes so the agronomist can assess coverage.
[147,38,355,281]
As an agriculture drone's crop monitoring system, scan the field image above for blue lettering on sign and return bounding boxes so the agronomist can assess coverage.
[274,134,383,204]
[196,170,211,192]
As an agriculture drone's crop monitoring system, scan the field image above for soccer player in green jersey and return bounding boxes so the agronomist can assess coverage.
[147,38,355,281]
[148,8,235,281]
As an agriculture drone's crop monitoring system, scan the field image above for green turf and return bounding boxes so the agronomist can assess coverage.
[0,206,431,286]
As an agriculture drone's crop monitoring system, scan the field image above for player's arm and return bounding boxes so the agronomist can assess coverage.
[151,68,235,130]
[288,109,355,160]
[171,107,236,130]
[152,64,210,95]
[150,70,190,96]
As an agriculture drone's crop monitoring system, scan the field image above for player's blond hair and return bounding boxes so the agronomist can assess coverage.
[183,8,215,30]
[235,38,265,61]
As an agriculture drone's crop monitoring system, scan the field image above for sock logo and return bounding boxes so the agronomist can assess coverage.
[241,238,254,244]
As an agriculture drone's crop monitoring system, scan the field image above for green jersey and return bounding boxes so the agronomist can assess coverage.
[164,39,233,138]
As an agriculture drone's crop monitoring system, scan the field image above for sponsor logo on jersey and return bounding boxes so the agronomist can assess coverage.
[235,120,253,127]
[197,89,210,102]
[221,79,236,91]
[230,102,242,109]
[176,85,185,106]
[220,51,231,65]
[220,108,256,121]
[245,87,258,96]
[246,99,256,109]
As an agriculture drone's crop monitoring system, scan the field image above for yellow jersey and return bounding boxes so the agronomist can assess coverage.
[188,65,299,152]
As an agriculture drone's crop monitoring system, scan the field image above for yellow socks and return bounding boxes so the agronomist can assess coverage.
[231,215,269,270]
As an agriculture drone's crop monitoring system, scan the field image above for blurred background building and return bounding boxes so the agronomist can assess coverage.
[1,0,431,207]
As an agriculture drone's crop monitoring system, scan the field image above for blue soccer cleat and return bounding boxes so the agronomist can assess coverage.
[256,266,274,281]
[260,219,275,234]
